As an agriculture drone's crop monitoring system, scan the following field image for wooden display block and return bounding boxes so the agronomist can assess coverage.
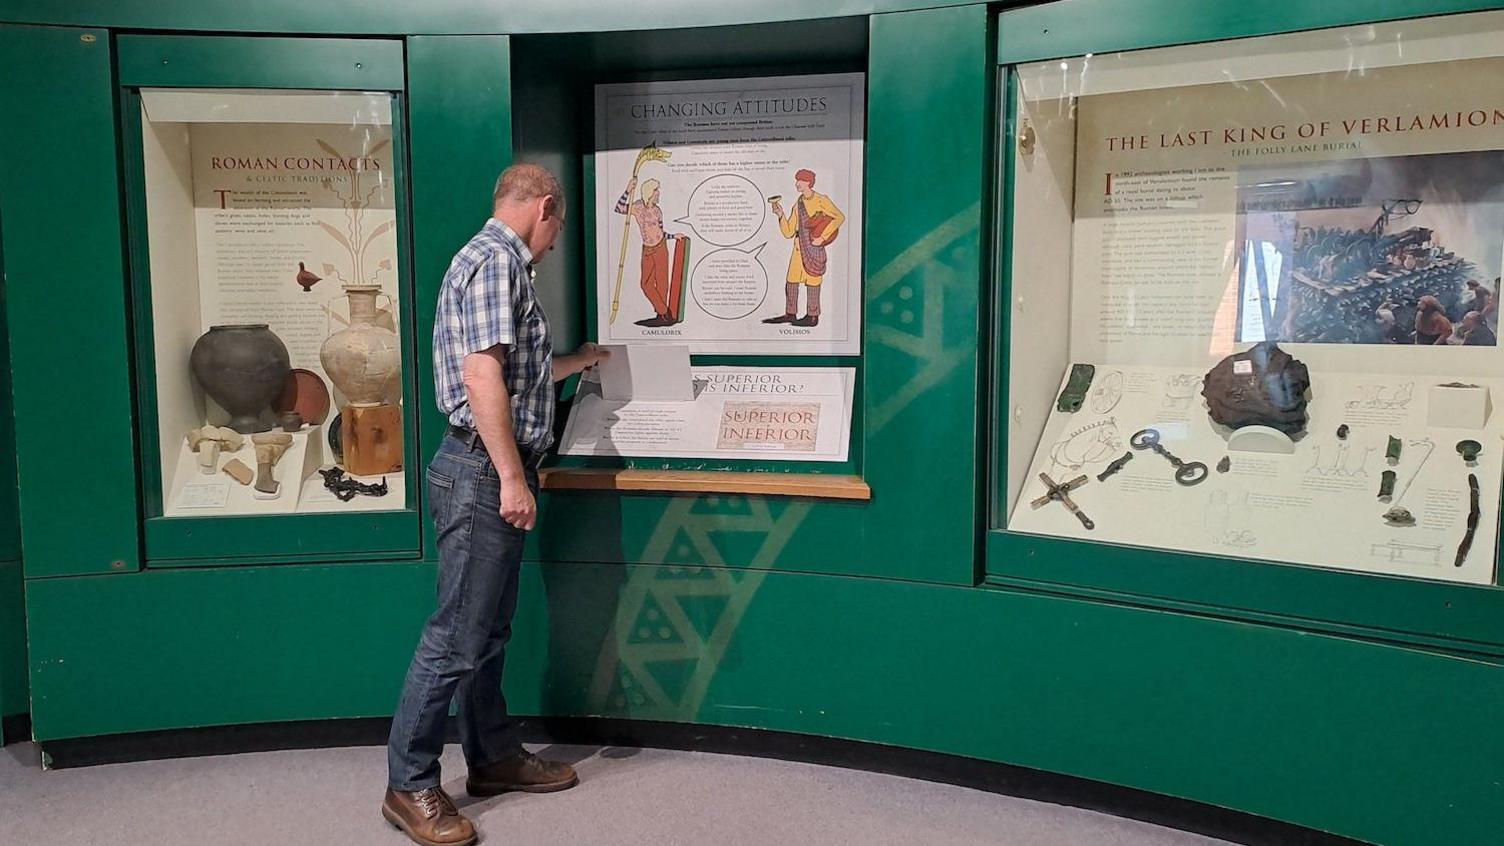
[342,404,403,476]
[540,467,871,501]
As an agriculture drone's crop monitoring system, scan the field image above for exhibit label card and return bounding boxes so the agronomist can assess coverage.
[594,74,865,354]
[560,367,855,461]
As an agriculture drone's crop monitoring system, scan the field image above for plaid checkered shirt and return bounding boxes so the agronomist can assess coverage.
[433,220,555,451]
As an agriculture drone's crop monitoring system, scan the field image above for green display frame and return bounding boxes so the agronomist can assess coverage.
[986,0,1504,653]
[570,64,867,478]
[115,35,424,566]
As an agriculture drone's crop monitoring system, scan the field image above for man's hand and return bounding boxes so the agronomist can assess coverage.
[551,342,611,382]
[500,477,537,531]
[576,342,610,368]
[811,235,827,247]
[626,177,637,195]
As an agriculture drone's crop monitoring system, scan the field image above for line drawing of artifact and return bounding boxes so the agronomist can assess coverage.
[1369,539,1440,566]
[1048,417,1122,474]
[1030,472,1094,530]
[1305,442,1374,478]
[1090,370,1124,414]
[1163,374,1199,410]
[1346,382,1414,410]
[1204,490,1257,548]
[1130,428,1209,486]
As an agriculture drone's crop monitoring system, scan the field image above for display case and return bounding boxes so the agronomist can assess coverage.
[509,23,873,500]
[118,37,421,564]
[991,10,1504,623]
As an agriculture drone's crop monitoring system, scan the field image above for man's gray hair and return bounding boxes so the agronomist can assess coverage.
[493,162,566,215]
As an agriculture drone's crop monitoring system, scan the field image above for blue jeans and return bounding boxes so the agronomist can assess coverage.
[387,431,537,790]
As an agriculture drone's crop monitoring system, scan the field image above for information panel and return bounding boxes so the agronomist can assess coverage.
[594,74,865,354]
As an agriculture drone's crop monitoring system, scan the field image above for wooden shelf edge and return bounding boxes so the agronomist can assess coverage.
[539,467,872,501]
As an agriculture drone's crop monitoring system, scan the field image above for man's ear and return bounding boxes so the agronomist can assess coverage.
[541,194,560,221]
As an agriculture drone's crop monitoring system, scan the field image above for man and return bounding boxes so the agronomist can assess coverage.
[1460,310,1497,346]
[383,163,608,846]
[763,168,844,327]
[616,175,683,327]
[1414,294,1452,345]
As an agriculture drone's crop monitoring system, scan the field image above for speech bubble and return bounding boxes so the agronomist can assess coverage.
[691,243,769,321]
[673,173,766,247]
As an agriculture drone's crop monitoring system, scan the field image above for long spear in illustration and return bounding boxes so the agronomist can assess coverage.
[610,142,671,325]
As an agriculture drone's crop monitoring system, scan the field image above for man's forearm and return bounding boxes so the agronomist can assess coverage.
[467,367,528,482]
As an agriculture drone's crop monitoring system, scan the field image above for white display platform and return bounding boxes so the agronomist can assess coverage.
[1008,365,1502,585]
[165,423,406,516]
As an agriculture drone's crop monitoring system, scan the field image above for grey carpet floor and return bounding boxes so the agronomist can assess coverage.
[0,740,1235,846]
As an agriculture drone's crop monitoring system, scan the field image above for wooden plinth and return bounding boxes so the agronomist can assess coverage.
[539,468,871,501]
[341,404,403,476]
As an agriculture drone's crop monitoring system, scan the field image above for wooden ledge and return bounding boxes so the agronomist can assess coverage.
[540,468,871,501]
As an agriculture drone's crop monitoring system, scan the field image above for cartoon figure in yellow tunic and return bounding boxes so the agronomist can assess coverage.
[762,168,845,327]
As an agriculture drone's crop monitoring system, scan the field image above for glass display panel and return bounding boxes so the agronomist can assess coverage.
[1002,11,1504,585]
[136,88,407,516]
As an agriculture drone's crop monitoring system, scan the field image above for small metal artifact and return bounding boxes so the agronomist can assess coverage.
[1336,424,1349,440]
[1386,436,1402,464]
[1030,472,1094,530]
[1456,473,1481,567]
[1056,364,1096,413]
[318,466,390,502]
[1456,439,1482,464]
[1377,469,1397,501]
[1129,428,1209,486]
[1096,451,1133,482]
[1216,455,1231,473]
[1381,506,1416,527]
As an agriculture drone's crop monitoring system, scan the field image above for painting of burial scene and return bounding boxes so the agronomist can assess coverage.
[1235,151,1504,346]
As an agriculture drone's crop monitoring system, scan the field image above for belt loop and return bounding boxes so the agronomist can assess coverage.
[467,429,481,451]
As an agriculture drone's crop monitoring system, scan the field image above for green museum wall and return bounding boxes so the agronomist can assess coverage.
[0,560,27,720]
[0,138,29,723]
[0,2,1501,845]
[23,561,1504,846]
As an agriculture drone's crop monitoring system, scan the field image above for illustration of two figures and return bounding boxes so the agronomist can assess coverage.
[616,166,844,328]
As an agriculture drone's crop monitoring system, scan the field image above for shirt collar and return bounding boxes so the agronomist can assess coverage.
[485,218,535,268]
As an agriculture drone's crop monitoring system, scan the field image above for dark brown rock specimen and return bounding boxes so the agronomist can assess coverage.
[1202,341,1310,435]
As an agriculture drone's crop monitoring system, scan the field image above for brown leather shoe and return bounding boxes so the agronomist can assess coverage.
[466,749,579,796]
[381,787,477,846]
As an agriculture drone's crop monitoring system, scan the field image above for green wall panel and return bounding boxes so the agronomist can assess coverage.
[406,35,514,562]
[0,0,983,35]
[24,559,1504,845]
[0,560,25,719]
[0,25,140,578]
[997,0,1504,64]
[117,35,404,90]
[861,5,988,583]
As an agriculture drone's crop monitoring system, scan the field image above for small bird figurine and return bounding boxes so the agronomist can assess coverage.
[295,262,322,292]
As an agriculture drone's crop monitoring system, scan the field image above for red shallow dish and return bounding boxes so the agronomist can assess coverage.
[272,368,332,425]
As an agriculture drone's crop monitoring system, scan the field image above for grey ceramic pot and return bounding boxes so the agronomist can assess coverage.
[189,324,292,434]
